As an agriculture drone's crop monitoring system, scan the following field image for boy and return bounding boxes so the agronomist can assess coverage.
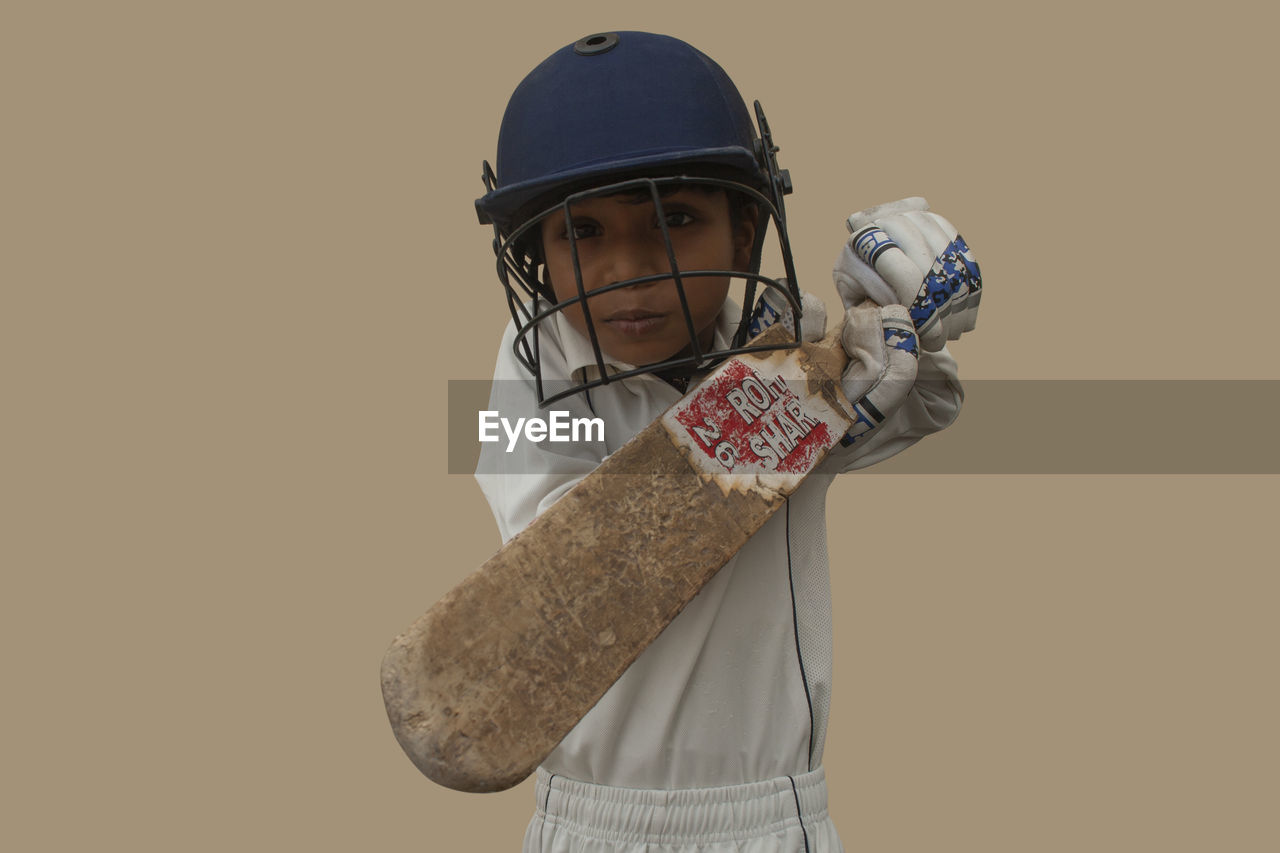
[473,31,979,852]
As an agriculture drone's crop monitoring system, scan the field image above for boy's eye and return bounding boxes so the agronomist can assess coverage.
[567,221,600,240]
[660,211,695,228]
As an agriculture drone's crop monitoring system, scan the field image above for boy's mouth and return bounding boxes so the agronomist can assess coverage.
[602,308,665,337]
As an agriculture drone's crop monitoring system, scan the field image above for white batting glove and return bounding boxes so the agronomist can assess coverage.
[837,300,920,449]
[747,281,919,449]
[833,197,982,352]
[745,281,827,343]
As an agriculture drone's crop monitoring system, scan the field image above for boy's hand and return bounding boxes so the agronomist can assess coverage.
[747,280,827,342]
[833,197,982,351]
[748,283,919,449]
[837,301,920,449]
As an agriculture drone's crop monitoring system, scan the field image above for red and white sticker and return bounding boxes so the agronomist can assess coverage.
[662,351,849,485]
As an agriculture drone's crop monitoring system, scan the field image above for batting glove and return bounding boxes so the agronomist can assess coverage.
[837,300,920,449]
[833,197,982,352]
[746,280,827,343]
[747,281,920,450]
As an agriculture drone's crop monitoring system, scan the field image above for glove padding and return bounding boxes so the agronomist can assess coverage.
[837,301,920,448]
[746,281,827,343]
[833,197,981,352]
[746,285,919,449]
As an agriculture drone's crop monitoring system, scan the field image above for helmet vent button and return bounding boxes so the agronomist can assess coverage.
[574,32,619,56]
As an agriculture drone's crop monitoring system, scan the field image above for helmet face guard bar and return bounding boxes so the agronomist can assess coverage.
[489,172,802,408]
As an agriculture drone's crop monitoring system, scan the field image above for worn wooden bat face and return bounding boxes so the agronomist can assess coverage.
[381,325,850,792]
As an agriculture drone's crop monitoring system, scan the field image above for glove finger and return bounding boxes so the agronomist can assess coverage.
[922,232,983,344]
[912,295,950,351]
[833,244,898,309]
[840,305,920,448]
[951,288,981,336]
[954,236,983,304]
[840,301,888,402]
[878,214,936,278]
[869,306,921,411]
[845,197,929,233]
[847,226,923,308]
[746,281,830,344]
[962,285,983,327]
[905,212,969,331]
[798,291,827,342]
[949,302,977,338]
[745,282,791,338]
[903,210,957,247]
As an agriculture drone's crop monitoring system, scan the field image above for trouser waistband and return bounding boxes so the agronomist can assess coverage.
[533,766,829,845]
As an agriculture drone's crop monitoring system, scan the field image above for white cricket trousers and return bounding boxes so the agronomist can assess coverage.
[522,767,844,852]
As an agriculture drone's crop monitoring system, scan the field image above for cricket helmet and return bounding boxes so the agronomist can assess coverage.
[476,31,802,407]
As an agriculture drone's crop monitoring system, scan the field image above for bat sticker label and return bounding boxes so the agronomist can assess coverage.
[663,355,847,477]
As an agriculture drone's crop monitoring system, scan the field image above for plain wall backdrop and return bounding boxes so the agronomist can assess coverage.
[5,1,1278,850]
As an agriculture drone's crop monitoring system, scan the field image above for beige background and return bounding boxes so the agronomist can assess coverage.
[5,1,1277,850]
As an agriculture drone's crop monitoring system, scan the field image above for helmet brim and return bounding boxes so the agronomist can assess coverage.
[475,146,761,227]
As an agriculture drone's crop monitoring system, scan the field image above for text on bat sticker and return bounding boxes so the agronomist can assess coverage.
[666,359,845,475]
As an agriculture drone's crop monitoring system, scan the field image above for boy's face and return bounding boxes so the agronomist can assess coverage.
[539,186,755,368]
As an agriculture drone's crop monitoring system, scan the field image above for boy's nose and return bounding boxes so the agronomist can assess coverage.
[601,237,671,288]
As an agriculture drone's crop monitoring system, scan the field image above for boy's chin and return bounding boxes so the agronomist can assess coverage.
[601,335,713,372]
[603,341,686,369]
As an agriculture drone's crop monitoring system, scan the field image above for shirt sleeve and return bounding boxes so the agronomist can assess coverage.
[821,344,964,473]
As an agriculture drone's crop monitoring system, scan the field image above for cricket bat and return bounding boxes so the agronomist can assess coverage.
[381,323,852,793]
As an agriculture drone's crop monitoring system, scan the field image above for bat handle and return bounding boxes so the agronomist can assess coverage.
[799,320,850,405]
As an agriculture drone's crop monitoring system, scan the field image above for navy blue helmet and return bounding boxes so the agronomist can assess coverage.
[476,31,802,406]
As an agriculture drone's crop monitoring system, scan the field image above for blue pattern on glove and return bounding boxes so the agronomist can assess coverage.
[910,235,982,332]
[746,295,780,338]
[746,291,796,338]
[885,326,919,358]
[839,400,884,447]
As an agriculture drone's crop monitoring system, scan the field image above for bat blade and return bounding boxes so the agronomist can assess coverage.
[381,325,851,792]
